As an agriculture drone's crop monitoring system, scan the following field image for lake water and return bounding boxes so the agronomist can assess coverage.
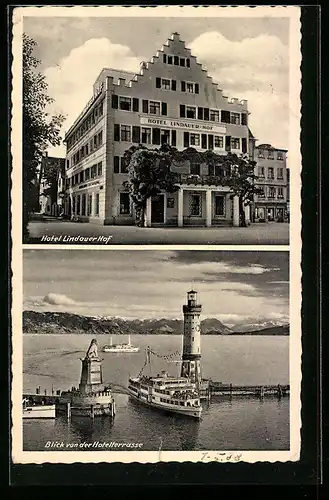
[23,334,290,451]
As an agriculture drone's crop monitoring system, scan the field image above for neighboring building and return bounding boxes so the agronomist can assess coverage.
[286,167,290,221]
[39,155,66,216]
[253,144,288,223]
[63,32,251,227]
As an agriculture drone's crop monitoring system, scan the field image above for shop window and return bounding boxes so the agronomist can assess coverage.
[190,194,201,216]
[214,195,225,216]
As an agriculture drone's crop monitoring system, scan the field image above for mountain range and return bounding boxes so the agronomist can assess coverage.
[23,310,289,336]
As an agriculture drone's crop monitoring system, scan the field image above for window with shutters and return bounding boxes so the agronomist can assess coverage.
[186,106,196,119]
[190,134,200,147]
[149,101,160,115]
[258,166,265,178]
[119,96,131,111]
[190,194,201,216]
[120,157,128,174]
[95,193,99,216]
[231,138,240,150]
[214,136,223,148]
[268,167,274,179]
[160,129,170,145]
[210,110,220,122]
[258,186,265,198]
[215,195,225,216]
[231,112,240,125]
[190,162,200,175]
[141,127,151,144]
[119,193,130,214]
[120,125,131,142]
[268,186,276,199]
[161,78,171,90]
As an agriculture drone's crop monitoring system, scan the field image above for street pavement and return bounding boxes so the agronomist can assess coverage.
[26,218,289,245]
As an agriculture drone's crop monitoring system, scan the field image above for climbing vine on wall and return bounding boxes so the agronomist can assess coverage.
[123,144,259,227]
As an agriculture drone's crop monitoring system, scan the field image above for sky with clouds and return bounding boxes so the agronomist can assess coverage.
[23,15,290,157]
[23,250,289,327]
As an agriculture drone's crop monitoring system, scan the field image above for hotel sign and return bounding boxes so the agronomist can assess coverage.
[140,117,226,134]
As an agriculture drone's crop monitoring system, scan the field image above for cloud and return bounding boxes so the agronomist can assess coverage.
[178,261,279,276]
[44,38,144,156]
[189,31,289,149]
[43,293,77,306]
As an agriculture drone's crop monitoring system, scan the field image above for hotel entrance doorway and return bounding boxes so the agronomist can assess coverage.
[151,194,165,223]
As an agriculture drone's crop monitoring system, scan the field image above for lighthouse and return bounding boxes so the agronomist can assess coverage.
[181,290,202,386]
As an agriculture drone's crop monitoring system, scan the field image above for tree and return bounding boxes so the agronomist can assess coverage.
[221,153,260,227]
[23,33,66,241]
[123,144,260,227]
[123,143,179,226]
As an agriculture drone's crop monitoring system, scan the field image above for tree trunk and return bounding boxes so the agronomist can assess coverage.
[239,196,246,227]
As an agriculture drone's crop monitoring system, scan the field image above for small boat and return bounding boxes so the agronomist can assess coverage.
[102,334,139,353]
[23,403,56,419]
[127,348,202,419]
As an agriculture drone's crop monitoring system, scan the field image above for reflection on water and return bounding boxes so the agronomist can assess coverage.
[23,335,290,451]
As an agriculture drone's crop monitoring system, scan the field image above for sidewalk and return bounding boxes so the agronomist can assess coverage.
[26,220,289,245]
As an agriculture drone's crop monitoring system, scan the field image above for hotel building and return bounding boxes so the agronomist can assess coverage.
[63,32,251,227]
[253,144,288,222]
